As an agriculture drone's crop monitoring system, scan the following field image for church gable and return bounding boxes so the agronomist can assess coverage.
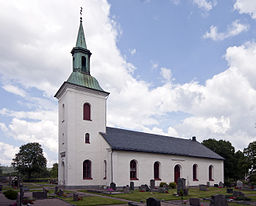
[100,127,224,160]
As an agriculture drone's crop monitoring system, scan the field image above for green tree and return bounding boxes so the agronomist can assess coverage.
[202,139,236,180]
[0,164,2,176]
[50,163,58,178]
[12,143,47,179]
[233,150,250,180]
[244,141,256,173]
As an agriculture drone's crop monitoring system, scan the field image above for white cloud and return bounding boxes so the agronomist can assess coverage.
[160,67,172,82]
[129,48,136,55]
[2,84,26,97]
[0,142,19,166]
[193,0,216,11]
[170,0,181,5]
[203,20,249,41]
[234,0,256,19]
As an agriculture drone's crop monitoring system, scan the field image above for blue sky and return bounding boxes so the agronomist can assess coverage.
[0,0,256,166]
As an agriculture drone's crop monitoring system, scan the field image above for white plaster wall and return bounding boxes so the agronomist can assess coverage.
[112,151,224,187]
[57,84,111,187]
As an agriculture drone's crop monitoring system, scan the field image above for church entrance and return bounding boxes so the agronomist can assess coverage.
[62,161,65,185]
[174,165,180,183]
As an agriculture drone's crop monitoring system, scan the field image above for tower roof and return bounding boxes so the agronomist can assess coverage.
[76,20,87,49]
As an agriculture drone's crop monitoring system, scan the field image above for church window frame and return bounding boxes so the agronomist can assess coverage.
[130,160,138,180]
[83,103,91,121]
[85,133,90,144]
[154,161,161,180]
[193,164,198,181]
[209,165,214,181]
[83,160,92,180]
[104,160,107,179]
[81,56,86,73]
[62,104,65,123]
[174,164,181,183]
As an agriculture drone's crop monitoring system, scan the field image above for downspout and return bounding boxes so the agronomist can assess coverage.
[111,150,113,183]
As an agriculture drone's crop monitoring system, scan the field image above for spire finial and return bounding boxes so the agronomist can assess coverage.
[80,7,83,22]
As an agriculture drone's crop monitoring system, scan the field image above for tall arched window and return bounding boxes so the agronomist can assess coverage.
[83,103,91,120]
[104,160,107,179]
[83,160,92,179]
[193,164,198,181]
[209,165,214,181]
[62,104,65,122]
[85,133,90,144]
[154,161,160,180]
[174,164,181,183]
[81,56,86,72]
[130,160,137,180]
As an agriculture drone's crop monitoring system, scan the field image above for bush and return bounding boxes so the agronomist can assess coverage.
[169,182,176,189]
[159,182,167,187]
[3,190,18,200]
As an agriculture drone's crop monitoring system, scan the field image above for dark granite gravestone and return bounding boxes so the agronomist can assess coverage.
[73,193,79,201]
[110,182,116,191]
[140,184,150,192]
[214,184,218,187]
[158,187,168,193]
[54,186,58,194]
[226,188,233,193]
[58,189,64,196]
[189,198,200,206]
[128,202,139,206]
[207,182,210,187]
[199,184,207,191]
[210,195,228,206]
[0,185,2,192]
[150,179,155,189]
[146,197,161,206]
[32,191,47,199]
[130,181,134,191]
[177,178,186,195]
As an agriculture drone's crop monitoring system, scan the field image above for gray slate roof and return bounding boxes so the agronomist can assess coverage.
[100,127,224,160]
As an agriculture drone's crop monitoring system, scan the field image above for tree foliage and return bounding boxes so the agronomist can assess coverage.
[12,142,47,179]
[244,141,256,173]
[50,163,58,178]
[0,164,2,176]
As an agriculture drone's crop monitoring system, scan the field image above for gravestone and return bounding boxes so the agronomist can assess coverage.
[236,180,243,189]
[207,182,210,187]
[218,181,224,188]
[130,182,134,191]
[214,184,218,187]
[177,178,186,195]
[199,184,207,191]
[210,195,228,206]
[139,184,150,192]
[0,185,2,192]
[189,198,200,206]
[110,182,116,191]
[226,188,233,193]
[54,186,58,194]
[32,191,47,199]
[233,191,245,197]
[158,187,168,193]
[123,185,130,193]
[58,189,64,196]
[73,193,79,201]
[146,197,161,206]
[150,179,155,189]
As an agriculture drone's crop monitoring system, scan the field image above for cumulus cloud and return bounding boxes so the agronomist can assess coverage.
[203,20,249,41]
[193,0,216,11]
[0,142,19,165]
[234,0,256,19]
[160,67,172,82]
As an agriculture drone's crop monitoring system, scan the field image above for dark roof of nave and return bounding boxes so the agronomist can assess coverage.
[100,127,224,160]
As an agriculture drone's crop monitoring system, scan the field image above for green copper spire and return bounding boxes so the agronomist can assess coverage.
[76,19,87,49]
[67,17,106,93]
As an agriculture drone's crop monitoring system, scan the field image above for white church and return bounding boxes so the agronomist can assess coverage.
[55,19,224,188]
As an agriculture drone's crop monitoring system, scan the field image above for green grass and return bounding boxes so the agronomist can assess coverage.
[60,196,126,206]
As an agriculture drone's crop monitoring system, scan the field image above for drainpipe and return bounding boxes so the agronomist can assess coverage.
[111,150,113,183]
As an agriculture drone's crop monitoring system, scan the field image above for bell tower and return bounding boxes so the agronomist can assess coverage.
[55,12,109,187]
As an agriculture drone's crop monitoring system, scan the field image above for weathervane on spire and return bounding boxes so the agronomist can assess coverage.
[80,7,83,22]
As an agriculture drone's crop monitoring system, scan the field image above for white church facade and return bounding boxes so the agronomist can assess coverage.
[55,19,224,188]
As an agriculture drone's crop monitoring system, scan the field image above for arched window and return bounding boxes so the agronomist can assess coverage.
[154,161,160,180]
[130,160,137,180]
[83,103,91,120]
[85,133,90,144]
[193,164,198,181]
[62,104,65,122]
[83,160,92,179]
[209,165,214,181]
[81,56,86,72]
[104,160,107,179]
[174,164,181,183]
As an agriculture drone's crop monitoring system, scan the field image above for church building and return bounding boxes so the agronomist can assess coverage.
[55,18,224,188]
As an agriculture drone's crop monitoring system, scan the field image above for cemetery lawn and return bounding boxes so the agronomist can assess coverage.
[80,187,256,203]
[59,196,126,205]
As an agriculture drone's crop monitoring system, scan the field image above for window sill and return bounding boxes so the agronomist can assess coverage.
[83,119,92,121]
[154,178,161,181]
[209,179,214,181]
[130,178,139,181]
[193,179,199,181]
[83,178,93,180]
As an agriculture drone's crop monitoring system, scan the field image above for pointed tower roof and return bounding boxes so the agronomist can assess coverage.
[76,19,87,49]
